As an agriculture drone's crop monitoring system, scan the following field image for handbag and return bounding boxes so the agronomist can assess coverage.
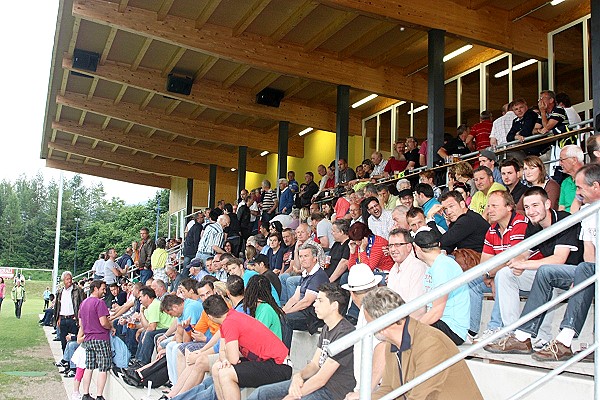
[452,248,481,272]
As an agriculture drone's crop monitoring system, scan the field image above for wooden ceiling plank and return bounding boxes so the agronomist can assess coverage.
[56,91,303,157]
[303,12,357,52]
[338,21,396,59]
[269,1,319,43]
[66,153,72,161]
[370,31,427,68]
[214,112,232,124]
[165,99,182,115]
[146,128,157,138]
[87,76,100,99]
[168,133,178,141]
[251,72,281,94]
[59,69,69,96]
[157,0,175,21]
[131,37,153,71]
[67,17,81,57]
[222,65,251,89]
[111,144,119,152]
[100,27,118,65]
[91,139,99,149]
[283,79,311,99]
[509,0,551,22]
[162,47,187,77]
[194,56,219,82]
[46,158,171,188]
[318,0,547,59]
[51,129,57,142]
[63,56,361,134]
[114,84,128,105]
[124,122,134,133]
[233,0,272,37]
[195,0,224,29]
[78,110,87,125]
[189,105,207,120]
[48,148,54,158]
[118,0,129,13]
[72,0,428,102]
[71,134,79,146]
[444,48,504,79]
[140,92,155,110]
[55,104,63,122]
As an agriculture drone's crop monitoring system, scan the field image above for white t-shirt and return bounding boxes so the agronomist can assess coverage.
[186,219,196,232]
[93,259,105,276]
[60,285,75,316]
[579,205,597,247]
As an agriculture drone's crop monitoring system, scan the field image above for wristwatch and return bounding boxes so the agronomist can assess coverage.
[485,272,492,279]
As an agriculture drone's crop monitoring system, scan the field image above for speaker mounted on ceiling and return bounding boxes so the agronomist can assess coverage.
[72,49,99,72]
[167,74,193,96]
[256,87,285,108]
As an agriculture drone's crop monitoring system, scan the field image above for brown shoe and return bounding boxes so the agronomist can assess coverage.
[532,340,573,362]
[484,333,533,354]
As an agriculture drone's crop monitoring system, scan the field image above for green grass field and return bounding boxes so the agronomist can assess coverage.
[0,280,63,400]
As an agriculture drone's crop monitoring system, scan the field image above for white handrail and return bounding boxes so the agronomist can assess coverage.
[327,200,600,400]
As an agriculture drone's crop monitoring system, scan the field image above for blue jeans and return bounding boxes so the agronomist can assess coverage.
[469,276,503,333]
[518,264,577,337]
[140,269,153,284]
[136,328,167,364]
[172,377,215,400]
[63,340,80,368]
[125,326,139,355]
[282,309,311,350]
[279,274,301,305]
[560,262,596,335]
[248,380,333,400]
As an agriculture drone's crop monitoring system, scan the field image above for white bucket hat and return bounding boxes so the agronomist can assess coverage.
[341,263,383,292]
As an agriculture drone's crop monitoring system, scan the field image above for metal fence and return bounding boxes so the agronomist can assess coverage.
[327,200,600,400]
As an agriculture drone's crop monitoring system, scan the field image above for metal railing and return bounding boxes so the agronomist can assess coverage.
[328,200,600,400]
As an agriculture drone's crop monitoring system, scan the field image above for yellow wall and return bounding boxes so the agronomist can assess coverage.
[245,130,364,190]
[168,169,239,214]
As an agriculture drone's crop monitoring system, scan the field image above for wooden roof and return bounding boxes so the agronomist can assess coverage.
[41,0,590,188]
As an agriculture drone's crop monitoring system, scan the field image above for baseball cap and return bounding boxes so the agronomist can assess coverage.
[247,253,269,267]
[479,150,496,162]
[412,226,441,249]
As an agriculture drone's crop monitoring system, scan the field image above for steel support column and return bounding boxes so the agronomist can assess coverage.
[427,29,445,168]
[592,0,600,132]
[277,122,289,180]
[237,146,247,195]
[208,164,217,209]
[186,178,193,219]
[336,85,350,184]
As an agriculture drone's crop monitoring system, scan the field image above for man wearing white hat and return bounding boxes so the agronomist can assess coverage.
[341,264,386,400]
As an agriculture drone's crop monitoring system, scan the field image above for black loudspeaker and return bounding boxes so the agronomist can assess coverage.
[256,87,285,108]
[167,74,193,95]
[72,49,99,72]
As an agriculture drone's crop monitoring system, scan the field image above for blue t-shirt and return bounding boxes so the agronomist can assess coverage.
[242,270,280,305]
[423,198,449,231]
[179,298,203,325]
[424,254,469,340]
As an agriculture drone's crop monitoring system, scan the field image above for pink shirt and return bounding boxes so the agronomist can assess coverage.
[0,283,5,298]
[387,252,428,319]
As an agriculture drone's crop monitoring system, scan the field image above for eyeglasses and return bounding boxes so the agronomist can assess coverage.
[388,243,412,248]
[559,156,574,162]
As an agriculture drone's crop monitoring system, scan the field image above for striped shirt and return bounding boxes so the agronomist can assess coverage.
[262,189,277,212]
[196,222,224,255]
[490,111,516,145]
[482,212,528,255]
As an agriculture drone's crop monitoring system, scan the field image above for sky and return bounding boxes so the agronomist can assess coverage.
[0,1,161,205]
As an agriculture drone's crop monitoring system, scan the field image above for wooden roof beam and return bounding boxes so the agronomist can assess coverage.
[318,0,547,59]
[303,12,357,52]
[56,91,304,157]
[62,56,361,134]
[337,21,395,60]
[72,0,428,102]
[49,140,208,180]
[370,31,426,68]
[195,0,223,29]
[100,27,118,65]
[157,0,175,21]
[46,158,171,189]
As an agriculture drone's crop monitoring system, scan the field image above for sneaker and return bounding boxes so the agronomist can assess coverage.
[95,396,106,400]
[473,328,502,344]
[81,395,95,400]
[64,369,76,378]
[484,333,533,354]
[532,340,573,362]
[531,337,548,350]
[55,360,68,368]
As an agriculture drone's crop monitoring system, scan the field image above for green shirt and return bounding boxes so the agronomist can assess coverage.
[11,286,26,301]
[255,302,282,339]
[144,299,173,329]
[469,182,506,215]
[559,176,576,212]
